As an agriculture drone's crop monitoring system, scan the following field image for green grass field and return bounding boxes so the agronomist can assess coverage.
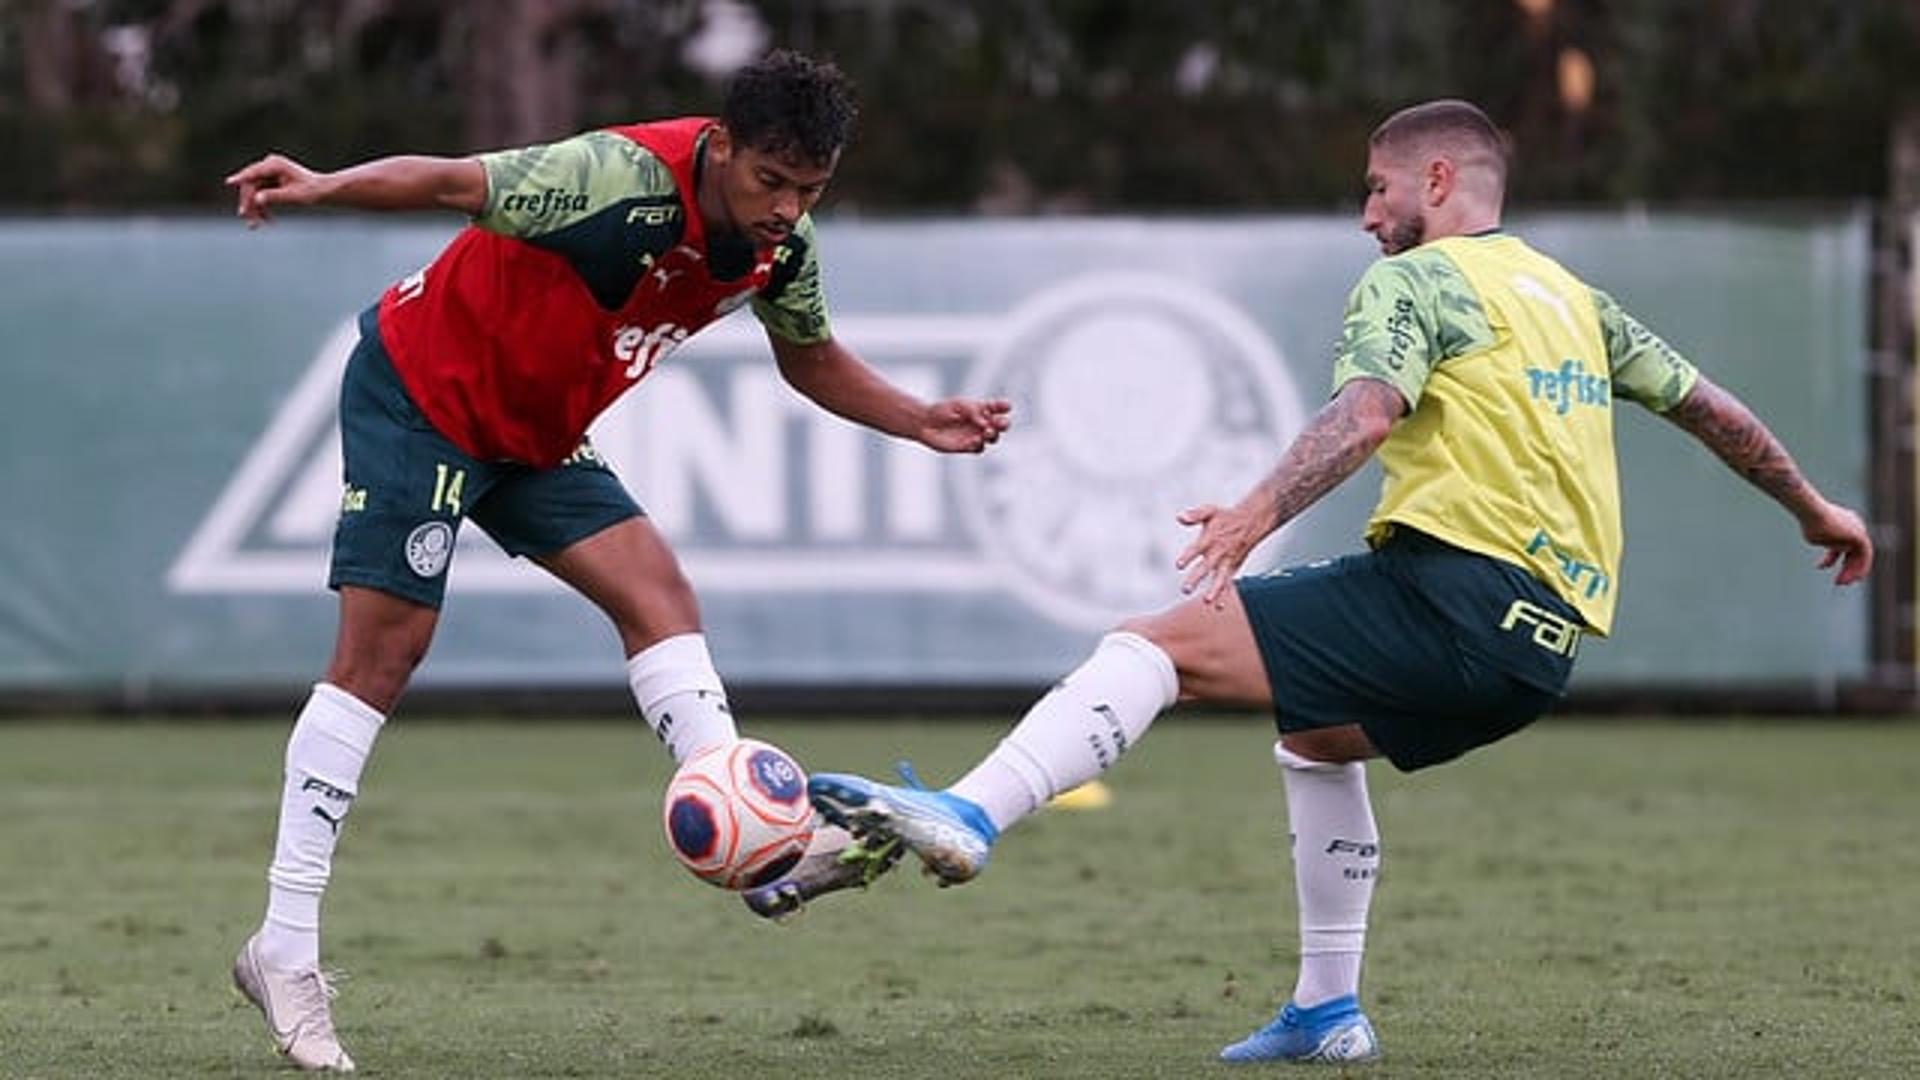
[3,717,1918,1078]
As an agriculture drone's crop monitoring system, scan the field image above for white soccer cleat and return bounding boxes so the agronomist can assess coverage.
[739,823,905,920]
[232,933,356,1072]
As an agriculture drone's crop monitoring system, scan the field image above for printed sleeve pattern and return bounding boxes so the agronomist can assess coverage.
[475,131,687,309]
[1592,288,1700,412]
[1331,257,1446,407]
[752,215,832,344]
[477,131,675,236]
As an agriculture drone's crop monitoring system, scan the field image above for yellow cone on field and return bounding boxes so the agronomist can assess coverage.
[1047,780,1113,811]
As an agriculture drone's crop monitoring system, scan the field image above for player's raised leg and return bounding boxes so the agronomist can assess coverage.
[539,510,910,919]
[756,617,1191,915]
[808,597,1259,885]
[236,586,435,1072]
[520,494,741,766]
[513,491,890,918]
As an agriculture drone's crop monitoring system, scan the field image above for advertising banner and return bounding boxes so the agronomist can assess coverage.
[0,212,1870,696]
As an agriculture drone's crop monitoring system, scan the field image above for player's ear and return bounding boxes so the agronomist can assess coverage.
[1424,157,1454,207]
[707,125,734,169]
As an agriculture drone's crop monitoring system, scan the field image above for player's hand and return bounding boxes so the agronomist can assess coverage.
[1801,500,1872,585]
[225,153,328,228]
[1174,500,1272,606]
[918,397,1011,454]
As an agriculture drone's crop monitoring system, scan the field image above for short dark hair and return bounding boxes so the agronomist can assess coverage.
[722,50,857,165]
[1370,99,1508,185]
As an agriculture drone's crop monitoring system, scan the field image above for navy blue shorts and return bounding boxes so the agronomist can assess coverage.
[328,308,642,610]
[1235,529,1581,772]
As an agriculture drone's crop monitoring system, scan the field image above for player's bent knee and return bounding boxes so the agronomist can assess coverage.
[601,581,703,654]
[1275,742,1345,772]
[1277,726,1377,767]
[1115,603,1213,667]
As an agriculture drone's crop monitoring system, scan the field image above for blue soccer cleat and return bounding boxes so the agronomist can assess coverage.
[806,763,999,885]
[1219,994,1380,1064]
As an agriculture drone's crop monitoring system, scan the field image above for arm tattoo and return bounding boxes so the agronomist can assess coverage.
[1254,379,1403,530]
[1663,377,1815,516]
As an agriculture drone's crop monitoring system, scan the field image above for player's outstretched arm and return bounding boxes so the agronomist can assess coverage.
[770,333,1011,453]
[1662,374,1873,584]
[224,153,487,227]
[1177,377,1405,604]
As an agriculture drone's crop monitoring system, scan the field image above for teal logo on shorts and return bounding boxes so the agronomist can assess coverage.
[405,521,453,578]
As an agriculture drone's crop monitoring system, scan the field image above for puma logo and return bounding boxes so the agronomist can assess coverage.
[310,805,344,834]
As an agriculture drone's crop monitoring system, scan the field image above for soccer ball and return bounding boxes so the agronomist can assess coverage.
[662,738,814,890]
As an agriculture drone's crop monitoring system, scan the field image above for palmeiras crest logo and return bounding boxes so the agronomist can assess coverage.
[956,274,1305,629]
[404,521,454,578]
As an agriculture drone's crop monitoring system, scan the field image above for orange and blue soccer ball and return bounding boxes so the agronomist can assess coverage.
[662,739,814,889]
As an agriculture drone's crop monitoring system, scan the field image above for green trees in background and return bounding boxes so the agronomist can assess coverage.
[3,0,1917,211]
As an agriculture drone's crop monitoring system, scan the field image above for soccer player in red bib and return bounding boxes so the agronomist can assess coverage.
[222,51,1008,1071]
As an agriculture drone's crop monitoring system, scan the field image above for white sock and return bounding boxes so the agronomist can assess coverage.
[627,633,738,764]
[259,682,384,971]
[949,632,1178,832]
[1275,743,1379,1007]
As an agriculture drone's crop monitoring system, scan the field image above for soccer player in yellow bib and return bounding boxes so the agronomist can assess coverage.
[766,100,1874,1063]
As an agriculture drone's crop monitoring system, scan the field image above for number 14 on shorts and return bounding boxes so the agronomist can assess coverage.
[431,463,466,515]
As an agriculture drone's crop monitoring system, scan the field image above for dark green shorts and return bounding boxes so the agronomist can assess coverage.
[328,308,642,610]
[1235,529,1581,772]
